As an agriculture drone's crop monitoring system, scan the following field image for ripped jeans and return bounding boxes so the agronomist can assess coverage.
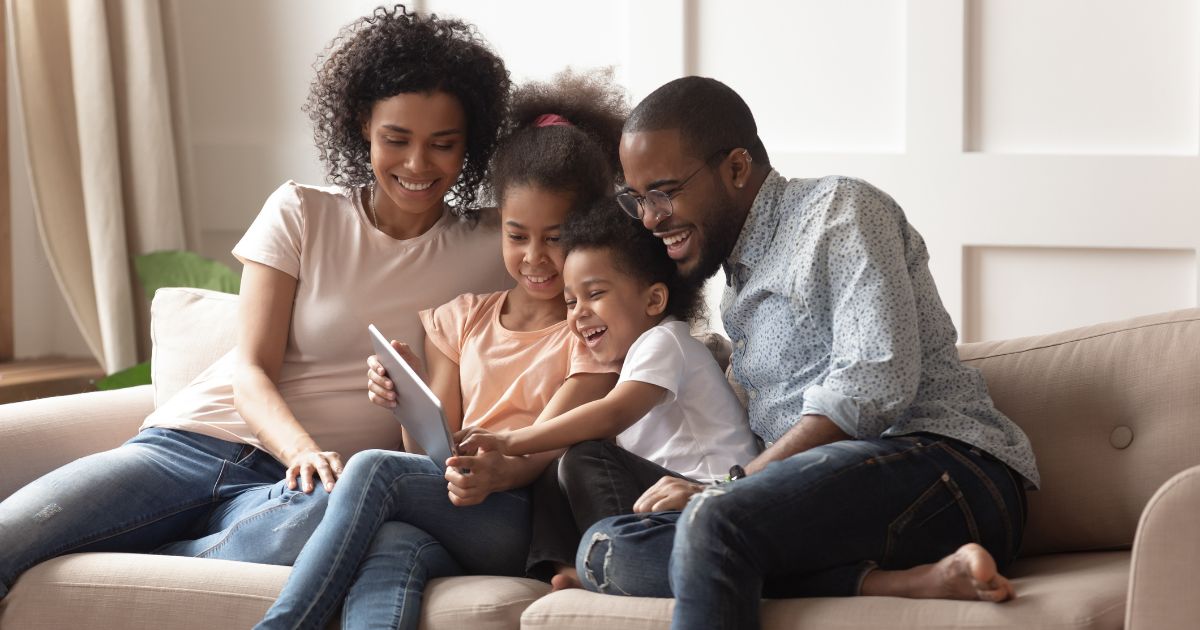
[0,427,330,599]
[578,434,1027,630]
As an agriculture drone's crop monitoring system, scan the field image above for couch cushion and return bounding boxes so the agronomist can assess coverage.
[150,287,239,408]
[958,308,1200,556]
[520,551,1128,630]
[0,553,547,630]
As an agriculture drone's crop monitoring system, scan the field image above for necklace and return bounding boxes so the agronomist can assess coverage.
[368,181,379,229]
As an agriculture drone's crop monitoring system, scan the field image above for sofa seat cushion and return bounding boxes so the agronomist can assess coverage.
[0,553,549,630]
[519,551,1128,630]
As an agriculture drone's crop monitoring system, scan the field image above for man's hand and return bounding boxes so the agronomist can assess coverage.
[284,448,344,493]
[633,476,707,513]
[444,448,510,506]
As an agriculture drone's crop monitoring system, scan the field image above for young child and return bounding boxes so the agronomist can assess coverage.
[255,71,629,630]
[457,199,762,588]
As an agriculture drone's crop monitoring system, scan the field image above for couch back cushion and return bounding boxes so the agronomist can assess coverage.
[150,287,239,408]
[959,308,1200,556]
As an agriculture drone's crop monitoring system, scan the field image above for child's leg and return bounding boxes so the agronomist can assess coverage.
[557,440,685,532]
[525,457,583,582]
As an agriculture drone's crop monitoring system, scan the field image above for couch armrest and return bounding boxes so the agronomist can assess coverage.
[1125,464,1200,630]
[0,386,153,500]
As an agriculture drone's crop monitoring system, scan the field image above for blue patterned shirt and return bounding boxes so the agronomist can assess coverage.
[722,171,1040,487]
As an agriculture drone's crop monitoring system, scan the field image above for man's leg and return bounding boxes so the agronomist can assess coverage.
[255,449,532,630]
[0,428,253,599]
[669,435,1025,629]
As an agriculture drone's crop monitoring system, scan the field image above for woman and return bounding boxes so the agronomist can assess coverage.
[0,5,512,597]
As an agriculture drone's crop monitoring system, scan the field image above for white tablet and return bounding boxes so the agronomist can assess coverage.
[368,324,457,469]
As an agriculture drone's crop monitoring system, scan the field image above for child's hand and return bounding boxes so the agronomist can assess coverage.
[455,427,511,456]
[366,340,428,409]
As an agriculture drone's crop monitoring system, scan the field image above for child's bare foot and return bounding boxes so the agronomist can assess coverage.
[860,543,1016,602]
[551,566,582,591]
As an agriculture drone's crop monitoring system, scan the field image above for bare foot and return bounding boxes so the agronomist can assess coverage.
[860,543,1016,602]
[551,566,582,591]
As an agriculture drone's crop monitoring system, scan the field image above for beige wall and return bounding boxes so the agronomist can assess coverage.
[11,0,1200,357]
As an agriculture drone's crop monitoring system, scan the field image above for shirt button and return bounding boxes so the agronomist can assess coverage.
[748,390,757,400]
[736,339,746,349]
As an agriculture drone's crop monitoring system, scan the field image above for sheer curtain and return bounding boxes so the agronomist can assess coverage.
[8,0,188,373]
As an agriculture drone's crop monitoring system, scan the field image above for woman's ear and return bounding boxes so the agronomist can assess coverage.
[645,282,669,317]
[361,116,372,142]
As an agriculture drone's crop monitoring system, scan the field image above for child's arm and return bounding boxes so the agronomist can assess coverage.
[444,370,616,506]
[458,380,665,456]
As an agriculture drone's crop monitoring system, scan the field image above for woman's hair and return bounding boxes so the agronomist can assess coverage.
[304,4,510,218]
[487,69,628,212]
[561,198,704,323]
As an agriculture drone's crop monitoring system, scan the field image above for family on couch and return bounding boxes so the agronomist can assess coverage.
[0,6,1039,630]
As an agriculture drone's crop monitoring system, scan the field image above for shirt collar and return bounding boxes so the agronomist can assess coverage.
[726,169,787,272]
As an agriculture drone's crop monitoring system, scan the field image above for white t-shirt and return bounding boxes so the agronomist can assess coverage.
[142,181,512,458]
[615,319,761,481]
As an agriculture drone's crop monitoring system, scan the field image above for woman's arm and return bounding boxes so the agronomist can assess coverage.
[444,370,617,506]
[234,261,343,493]
[459,380,663,456]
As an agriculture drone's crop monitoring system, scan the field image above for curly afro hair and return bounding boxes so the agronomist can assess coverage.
[304,5,511,218]
[561,197,704,323]
[487,69,628,212]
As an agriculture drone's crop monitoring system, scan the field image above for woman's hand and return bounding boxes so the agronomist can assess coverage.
[284,447,345,494]
[367,340,427,408]
[454,426,511,456]
[633,476,707,513]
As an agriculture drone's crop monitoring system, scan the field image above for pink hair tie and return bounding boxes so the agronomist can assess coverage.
[534,113,573,128]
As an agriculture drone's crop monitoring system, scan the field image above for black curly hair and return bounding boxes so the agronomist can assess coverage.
[304,5,510,218]
[561,197,704,323]
[487,69,627,212]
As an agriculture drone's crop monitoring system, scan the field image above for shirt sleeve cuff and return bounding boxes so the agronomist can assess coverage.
[802,384,860,437]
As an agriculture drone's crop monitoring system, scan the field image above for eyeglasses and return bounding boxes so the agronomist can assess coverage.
[616,149,732,221]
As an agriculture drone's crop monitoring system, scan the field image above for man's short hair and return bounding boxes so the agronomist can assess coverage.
[624,76,769,167]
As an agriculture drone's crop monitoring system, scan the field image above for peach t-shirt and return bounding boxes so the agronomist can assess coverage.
[419,291,614,432]
[141,181,512,457]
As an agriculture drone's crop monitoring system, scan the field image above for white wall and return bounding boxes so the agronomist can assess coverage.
[12,0,1200,357]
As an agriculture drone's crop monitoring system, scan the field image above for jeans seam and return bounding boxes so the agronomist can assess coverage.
[394,539,443,627]
[191,497,296,559]
[936,442,1014,561]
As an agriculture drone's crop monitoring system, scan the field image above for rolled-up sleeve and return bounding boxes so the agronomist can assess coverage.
[799,181,921,438]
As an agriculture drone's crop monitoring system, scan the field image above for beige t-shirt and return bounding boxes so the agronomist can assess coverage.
[142,181,512,458]
[420,291,614,433]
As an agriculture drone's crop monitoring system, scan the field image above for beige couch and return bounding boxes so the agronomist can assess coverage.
[2,288,1198,629]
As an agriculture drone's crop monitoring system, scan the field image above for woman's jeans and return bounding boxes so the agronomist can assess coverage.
[254,449,532,630]
[578,434,1028,630]
[0,427,331,599]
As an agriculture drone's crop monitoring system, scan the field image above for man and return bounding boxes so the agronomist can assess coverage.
[575,77,1040,629]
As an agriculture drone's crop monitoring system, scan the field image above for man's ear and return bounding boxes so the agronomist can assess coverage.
[727,148,754,190]
[645,282,669,317]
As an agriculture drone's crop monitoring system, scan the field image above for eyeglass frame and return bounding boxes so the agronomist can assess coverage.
[616,148,735,221]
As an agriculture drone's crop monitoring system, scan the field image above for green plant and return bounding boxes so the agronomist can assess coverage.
[95,251,240,390]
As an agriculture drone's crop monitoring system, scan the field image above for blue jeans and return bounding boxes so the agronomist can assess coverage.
[0,427,330,599]
[578,435,1027,629]
[255,449,532,630]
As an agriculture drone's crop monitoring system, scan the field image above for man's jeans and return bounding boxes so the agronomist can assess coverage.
[255,449,532,630]
[578,435,1027,629]
[0,427,330,599]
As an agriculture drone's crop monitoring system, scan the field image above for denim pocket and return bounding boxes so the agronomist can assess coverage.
[882,471,981,570]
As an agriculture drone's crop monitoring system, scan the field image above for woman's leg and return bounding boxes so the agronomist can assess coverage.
[340,521,463,630]
[0,428,254,598]
[154,448,332,565]
[255,449,532,630]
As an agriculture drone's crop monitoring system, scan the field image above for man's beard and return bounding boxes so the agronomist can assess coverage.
[680,194,742,287]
